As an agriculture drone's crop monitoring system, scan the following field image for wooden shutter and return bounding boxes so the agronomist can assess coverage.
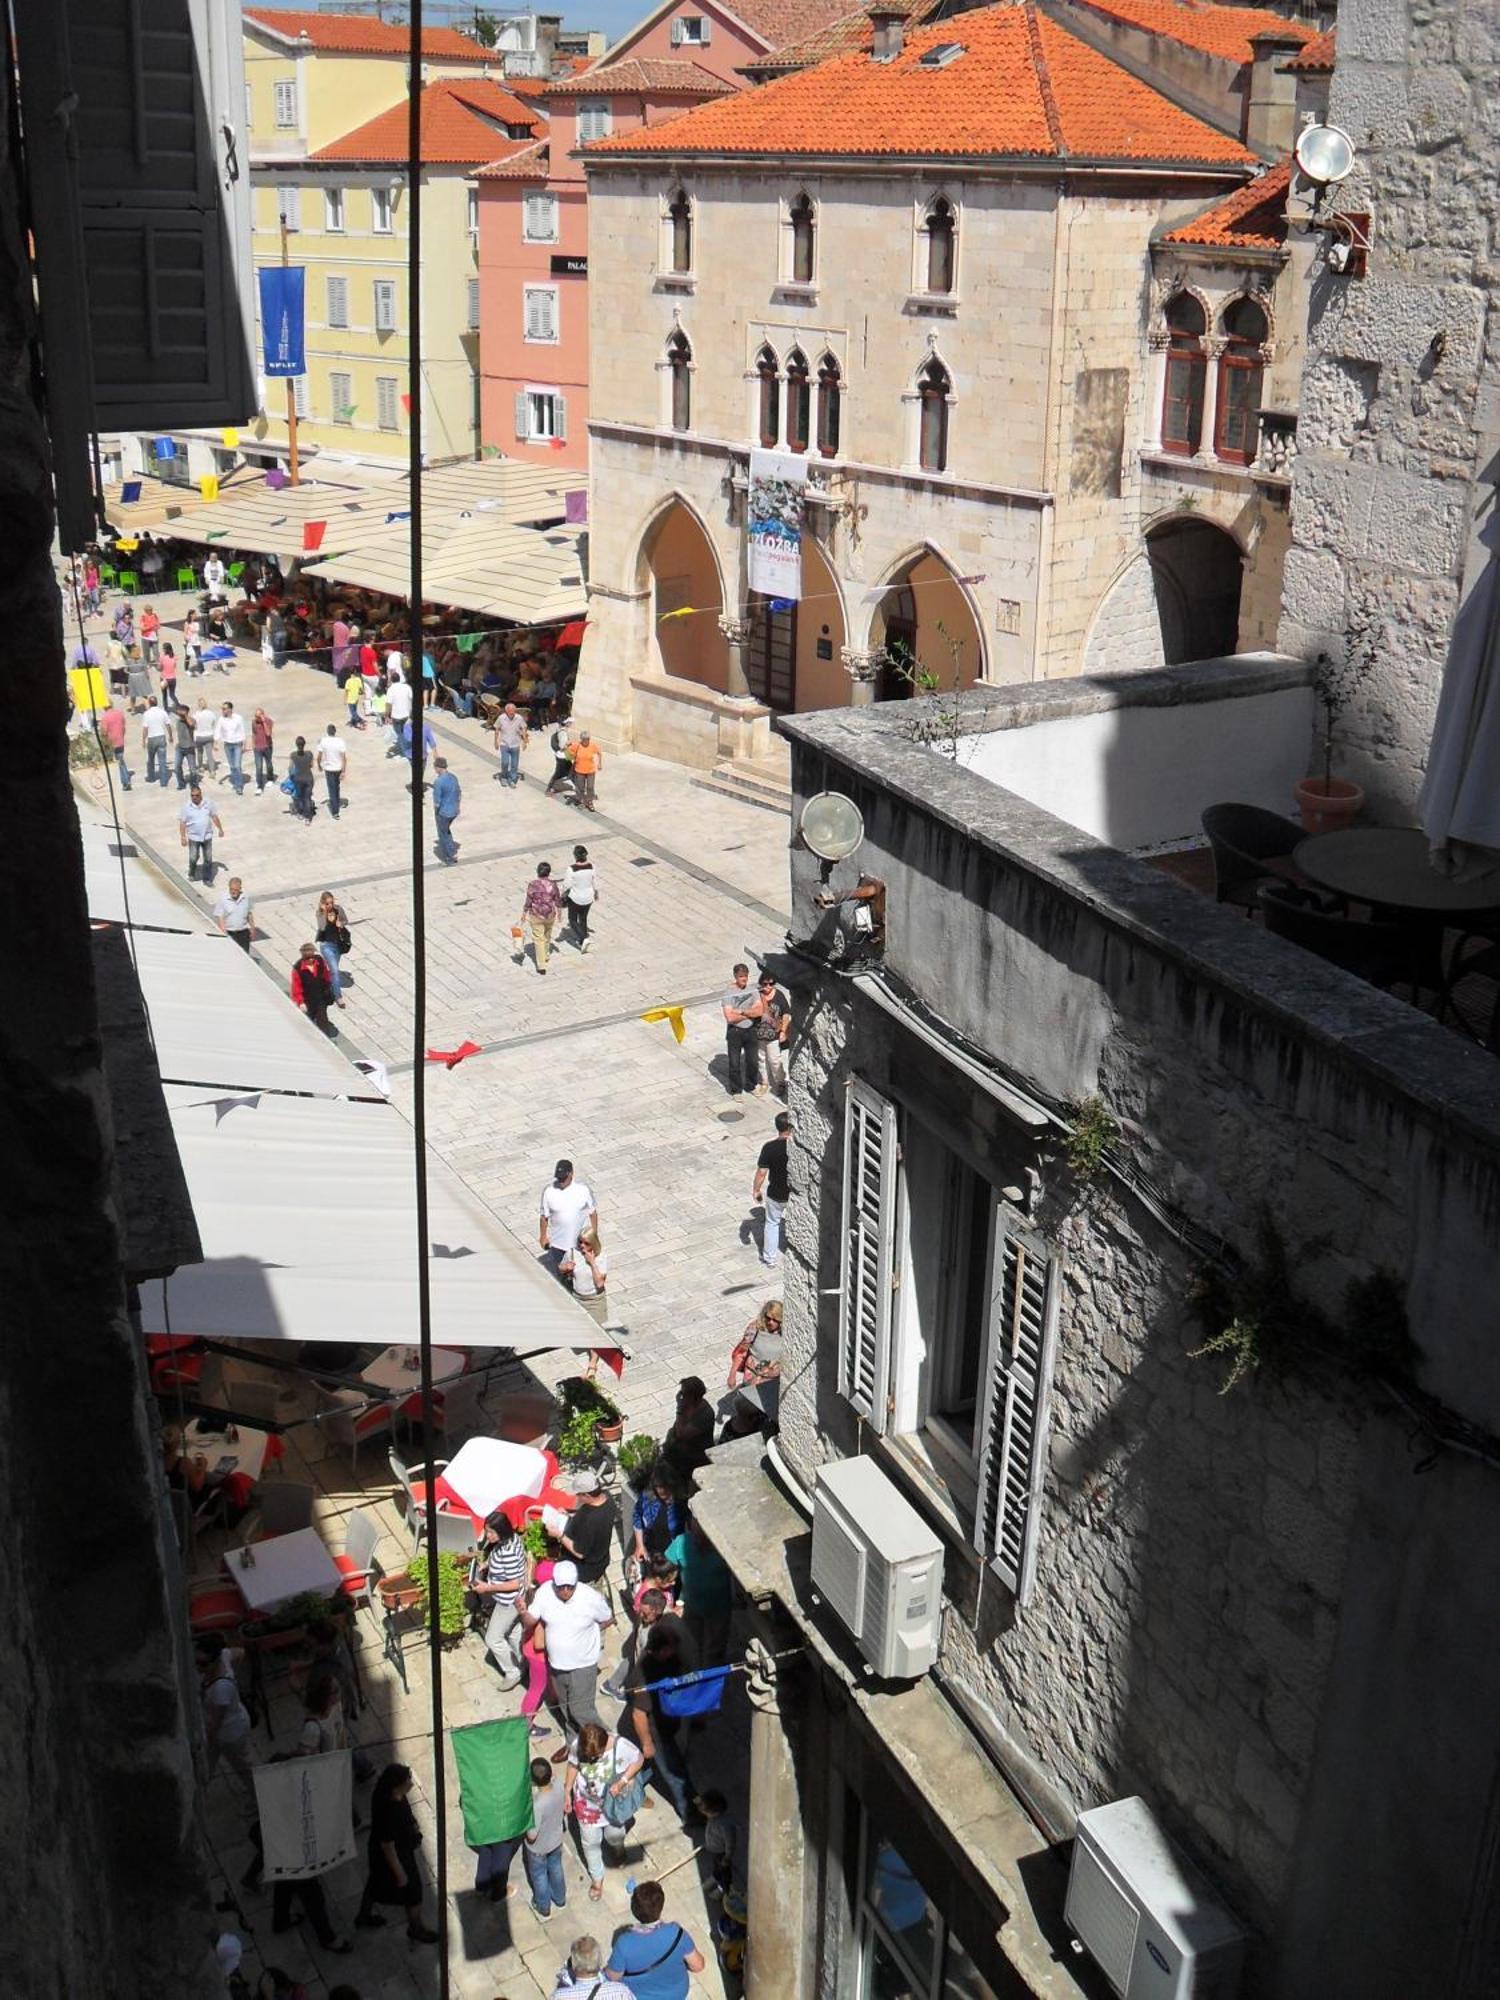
[466,279,480,331]
[554,393,567,442]
[514,390,530,439]
[327,276,348,328]
[329,371,351,423]
[973,1214,1059,1602]
[670,16,684,42]
[278,186,300,231]
[376,378,397,430]
[374,281,395,332]
[838,1079,898,1430]
[273,78,296,126]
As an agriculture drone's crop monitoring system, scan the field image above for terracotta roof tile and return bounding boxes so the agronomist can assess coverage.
[742,0,948,77]
[1162,157,1290,247]
[244,8,493,61]
[476,138,551,180]
[586,5,1255,166]
[724,0,860,48]
[1283,25,1335,72]
[313,77,539,164]
[543,56,735,97]
[1059,0,1312,68]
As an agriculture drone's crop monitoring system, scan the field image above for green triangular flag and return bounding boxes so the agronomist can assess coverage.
[451,1717,533,1847]
[455,631,482,653]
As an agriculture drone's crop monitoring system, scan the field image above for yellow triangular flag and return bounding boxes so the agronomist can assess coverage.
[658,605,696,621]
[222,428,239,449]
[200,474,220,502]
[640,1005,687,1044]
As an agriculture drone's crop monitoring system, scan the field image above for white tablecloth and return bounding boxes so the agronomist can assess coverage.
[186,1418,268,1483]
[361,1344,465,1393]
[441,1438,548,1522]
[226,1527,342,1615]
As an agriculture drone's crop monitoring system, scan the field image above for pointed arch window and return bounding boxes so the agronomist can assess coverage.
[786,350,811,455]
[756,343,781,449]
[917,357,951,473]
[667,189,693,274]
[817,354,842,459]
[789,193,816,284]
[1161,292,1206,456]
[667,330,692,432]
[925,196,956,295]
[1216,296,1268,466]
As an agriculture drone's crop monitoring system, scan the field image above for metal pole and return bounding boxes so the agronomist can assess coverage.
[280,218,300,487]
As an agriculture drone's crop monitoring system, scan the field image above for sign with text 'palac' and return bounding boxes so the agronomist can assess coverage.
[748,448,807,601]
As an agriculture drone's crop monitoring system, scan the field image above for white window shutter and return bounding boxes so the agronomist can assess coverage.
[467,278,480,330]
[670,16,684,42]
[327,276,348,327]
[514,390,530,439]
[700,17,711,41]
[974,1214,1059,1603]
[838,1079,898,1430]
[554,392,567,441]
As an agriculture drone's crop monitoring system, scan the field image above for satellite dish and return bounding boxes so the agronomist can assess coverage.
[1295,122,1356,187]
[800,791,865,862]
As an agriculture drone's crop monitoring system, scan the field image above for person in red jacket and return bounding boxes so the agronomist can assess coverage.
[291,943,336,1035]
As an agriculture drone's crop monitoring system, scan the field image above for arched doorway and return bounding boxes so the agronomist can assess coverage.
[870,549,984,701]
[637,499,728,692]
[1146,518,1243,663]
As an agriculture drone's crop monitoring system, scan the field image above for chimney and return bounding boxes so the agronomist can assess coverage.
[868,3,906,62]
[1246,29,1305,157]
[537,12,561,76]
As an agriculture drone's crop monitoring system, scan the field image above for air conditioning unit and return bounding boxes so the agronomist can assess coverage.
[810,1456,943,1679]
[1066,1799,1249,2000]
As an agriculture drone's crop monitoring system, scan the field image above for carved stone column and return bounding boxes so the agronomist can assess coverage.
[1196,335,1228,463]
[718,613,753,699]
[1144,327,1171,451]
[841,645,882,708]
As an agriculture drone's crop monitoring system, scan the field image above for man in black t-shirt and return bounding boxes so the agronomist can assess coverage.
[753,1112,793,1269]
[559,1472,618,1592]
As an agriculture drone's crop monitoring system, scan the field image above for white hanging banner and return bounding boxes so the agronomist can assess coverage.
[747,448,807,601]
[254,1751,355,1881]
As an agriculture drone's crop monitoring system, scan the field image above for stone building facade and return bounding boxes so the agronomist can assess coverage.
[693,666,1500,1998]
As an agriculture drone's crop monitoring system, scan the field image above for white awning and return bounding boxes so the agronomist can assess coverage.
[80,817,209,932]
[303,516,586,624]
[142,1087,606,1353]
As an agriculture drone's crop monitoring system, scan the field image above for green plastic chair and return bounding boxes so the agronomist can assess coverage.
[175,564,198,590]
[117,570,139,593]
[227,561,246,584]
[98,565,118,589]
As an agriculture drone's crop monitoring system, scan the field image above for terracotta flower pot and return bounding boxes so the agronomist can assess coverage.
[1295,776,1364,834]
[596,1419,625,1445]
[378,1574,422,1613]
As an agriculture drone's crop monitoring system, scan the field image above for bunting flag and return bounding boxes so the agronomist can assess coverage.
[658,606,696,622]
[254,1753,355,1881]
[222,428,240,449]
[335,404,358,422]
[591,1347,625,1380]
[114,538,140,553]
[455,631,482,653]
[451,1718,534,1847]
[654,1665,732,1719]
[426,1039,482,1069]
[200,475,220,503]
[69,667,109,713]
[303,520,327,553]
[564,489,588,525]
[401,392,412,414]
[120,481,142,504]
[640,1005,687,1044]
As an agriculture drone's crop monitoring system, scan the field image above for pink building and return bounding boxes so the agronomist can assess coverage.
[476,0,850,467]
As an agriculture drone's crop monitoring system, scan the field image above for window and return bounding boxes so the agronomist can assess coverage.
[467,186,479,237]
[667,189,693,273]
[277,186,300,232]
[1216,295,1268,466]
[329,370,354,426]
[326,276,349,329]
[924,196,956,294]
[324,187,345,233]
[1160,291,1206,456]
[371,187,394,234]
[466,278,480,331]
[853,1809,996,2000]
[838,1078,1060,1601]
[523,191,559,242]
[373,279,397,333]
[670,14,710,43]
[788,192,816,284]
[577,99,612,143]
[273,78,297,128]
[917,357,951,473]
[756,343,780,449]
[786,349,811,455]
[376,377,399,431]
[817,353,842,458]
[524,285,558,342]
[667,330,692,431]
[515,388,567,441]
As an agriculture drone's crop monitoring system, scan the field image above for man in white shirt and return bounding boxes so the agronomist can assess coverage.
[202,553,226,597]
[522,1560,614,1755]
[213,876,254,952]
[315,722,349,819]
[539,1160,597,1282]
[141,698,171,787]
[386,673,414,757]
[214,700,247,795]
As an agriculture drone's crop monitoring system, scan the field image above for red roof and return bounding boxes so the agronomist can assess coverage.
[586,6,1255,165]
[476,138,550,181]
[1283,26,1335,72]
[244,8,494,62]
[1058,0,1312,67]
[1162,158,1290,248]
[722,0,857,48]
[544,56,735,97]
[313,77,539,164]
[743,2,942,75]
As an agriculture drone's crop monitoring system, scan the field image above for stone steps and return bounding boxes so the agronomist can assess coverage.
[692,752,792,816]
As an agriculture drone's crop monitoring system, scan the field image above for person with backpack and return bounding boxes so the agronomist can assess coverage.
[605,1879,705,1997]
[545,718,576,799]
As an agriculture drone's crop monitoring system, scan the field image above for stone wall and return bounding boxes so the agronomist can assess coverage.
[1279,0,1500,821]
[775,702,1500,1994]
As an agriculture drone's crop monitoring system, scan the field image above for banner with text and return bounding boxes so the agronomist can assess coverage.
[253,1752,354,1881]
[747,448,807,601]
[258,267,306,379]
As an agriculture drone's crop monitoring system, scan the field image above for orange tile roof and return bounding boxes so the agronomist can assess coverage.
[586,5,1256,166]
[244,8,493,62]
[1283,25,1335,72]
[544,56,735,97]
[1059,0,1313,68]
[313,77,539,164]
[475,138,551,180]
[1162,157,1290,248]
[742,0,948,76]
[725,0,858,48]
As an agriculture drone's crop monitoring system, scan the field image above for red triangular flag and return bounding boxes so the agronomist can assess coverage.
[425,1039,482,1069]
[401,392,412,414]
[591,1347,625,1380]
[302,520,327,552]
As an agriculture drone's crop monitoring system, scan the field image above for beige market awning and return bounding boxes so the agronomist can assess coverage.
[304,515,587,624]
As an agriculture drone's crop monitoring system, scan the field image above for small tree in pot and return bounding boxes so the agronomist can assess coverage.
[1296,646,1374,832]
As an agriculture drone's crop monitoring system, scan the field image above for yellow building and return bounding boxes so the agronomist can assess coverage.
[250,75,541,467]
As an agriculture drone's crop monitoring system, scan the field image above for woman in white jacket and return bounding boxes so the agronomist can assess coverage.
[562,844,597,952]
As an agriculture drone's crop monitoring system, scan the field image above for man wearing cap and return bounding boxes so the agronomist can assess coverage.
[539,1160,597,1282]
[558,1472,619,1596]
[522,1559,614,1759]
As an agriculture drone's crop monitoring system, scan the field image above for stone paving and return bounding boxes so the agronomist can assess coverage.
[87,590,791,1998]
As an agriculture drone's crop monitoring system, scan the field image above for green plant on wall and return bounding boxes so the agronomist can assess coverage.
[521,1515,549,1562]
[1065,1094,1118,1181]
[407,1552,469,1640]
[558,1405,601,1466]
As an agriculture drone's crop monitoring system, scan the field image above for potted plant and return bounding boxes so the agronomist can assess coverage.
[521,1514,551,1563]
[1296,648,1371,833]
[558,1373,625,1446]
[407,1551,470,1646]
[558,1405,602,1467]
[377,1570,423,1615]
[617,1433,658,1493]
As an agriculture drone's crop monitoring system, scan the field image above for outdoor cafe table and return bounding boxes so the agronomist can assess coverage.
[434,1437,563,1531]
[1295,828,1500,917]
[360,1344,465,1395]
[185,1418,268,1484]
[224,1526,342,1617]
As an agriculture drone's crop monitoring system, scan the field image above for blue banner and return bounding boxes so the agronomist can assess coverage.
[258,266,306,378]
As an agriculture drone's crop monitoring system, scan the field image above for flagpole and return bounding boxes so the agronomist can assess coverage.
[280,217,300,488]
